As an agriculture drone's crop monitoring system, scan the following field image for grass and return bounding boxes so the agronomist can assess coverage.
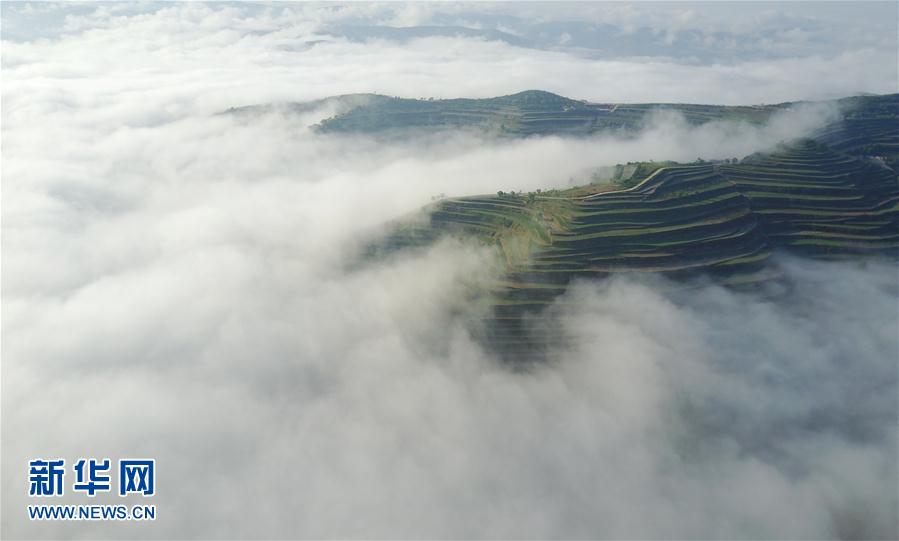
[365,125,898,360]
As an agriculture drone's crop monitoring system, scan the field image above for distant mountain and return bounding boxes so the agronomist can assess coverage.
[230,89,788,135]
[227,91,898,359]
[228,91,898,168]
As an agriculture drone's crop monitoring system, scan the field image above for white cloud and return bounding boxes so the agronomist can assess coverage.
[2,3,897,539]
[2,2,895,106]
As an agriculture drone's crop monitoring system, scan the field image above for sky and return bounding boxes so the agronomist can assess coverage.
[1,1,897,106]
[2,2,898,539]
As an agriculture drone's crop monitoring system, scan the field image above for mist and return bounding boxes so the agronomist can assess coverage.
[3,2,897,540]
[4,236,896,538]
[3,92,894,540]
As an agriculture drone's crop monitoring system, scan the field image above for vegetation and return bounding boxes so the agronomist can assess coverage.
[813,94,899,169]
[306,90,788,137]
[371,138,898,360]
[281,90,899,360]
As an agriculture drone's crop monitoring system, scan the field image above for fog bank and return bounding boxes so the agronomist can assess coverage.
[3,3,897,539]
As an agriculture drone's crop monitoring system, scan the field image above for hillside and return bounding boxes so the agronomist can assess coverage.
[317,90,785,136]
[814,94,899,169]
[229,90,898,164]
[228,90,898,359]
[371,139,898,359]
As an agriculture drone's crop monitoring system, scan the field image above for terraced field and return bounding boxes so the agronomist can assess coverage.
[374,140,898,360]
[229,90,898,359]
[229,91,897,165]
[312,90,783,136]
[228,89,796,136]
[814,94,899,168]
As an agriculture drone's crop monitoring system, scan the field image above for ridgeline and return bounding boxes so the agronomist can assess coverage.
[229,91,898,360]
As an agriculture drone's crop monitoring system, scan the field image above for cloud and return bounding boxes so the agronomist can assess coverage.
[4,237,896,538]
[2,3,897,539]
[2,2,896,105]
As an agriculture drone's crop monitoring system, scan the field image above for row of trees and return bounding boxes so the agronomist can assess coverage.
[497,189,554,204]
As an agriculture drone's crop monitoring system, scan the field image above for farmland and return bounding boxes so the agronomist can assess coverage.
[311,89,788,136]
[372,138,898,359]
[230,91,894,143]
[231,90,898,359]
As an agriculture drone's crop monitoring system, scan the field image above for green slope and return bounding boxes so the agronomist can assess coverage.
[372,140,898,360]
[228,90,898,167]
[313,90,784,136]
[228,90,895,141]
[813,94,899,169]
[225,90,898,359]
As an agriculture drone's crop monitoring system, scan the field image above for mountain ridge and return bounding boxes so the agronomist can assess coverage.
[228,90,898,358]
[370,138,898,359]
[227,91,898,168]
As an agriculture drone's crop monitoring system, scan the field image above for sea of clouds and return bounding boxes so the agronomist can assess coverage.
[2,2,897,539]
